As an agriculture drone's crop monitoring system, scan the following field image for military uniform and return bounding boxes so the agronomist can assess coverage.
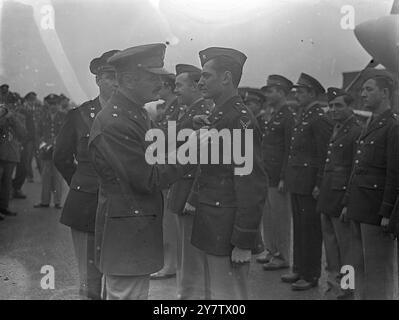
[284,73,333,288]
[189,47,267,300]
[36,95,66,207]
[258,75,294,269]
[88,44,196,300]
[345,107,399,299]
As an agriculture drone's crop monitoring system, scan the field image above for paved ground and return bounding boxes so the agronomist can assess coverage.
[0,170,396,300]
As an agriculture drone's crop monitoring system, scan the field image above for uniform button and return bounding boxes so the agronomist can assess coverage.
[291,137,294,140]
[133,210,139,215]
[329,143,332,147]
[96,246,100,251]
[215,202,220,206]
[77,186,80,190]
[357,150,361,154]
[304,163,308,167]
[370,141,374,145]
[355,160,359,164]
[187,174,192,178]
[343,186,346,190]
[339,144,343,147]
[326,159,330,163]
[327,151,331,154]
[373,184,378,188]
[360,141,364,144]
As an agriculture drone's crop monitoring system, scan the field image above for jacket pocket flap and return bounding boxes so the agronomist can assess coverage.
[355,174,386,190]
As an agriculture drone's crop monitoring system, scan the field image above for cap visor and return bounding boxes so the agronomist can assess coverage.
[145,67,173,75]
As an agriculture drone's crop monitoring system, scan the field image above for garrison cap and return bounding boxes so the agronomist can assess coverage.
[239,87,265,104]
[199,47,247,68]
[293,73,325,95]
[107,43,170,75]
[6,92,19,104]
[89,49,120,75]
[0,84,9,89]
[175,64,202,81]
[44,94,59,104]
[261,75,293,91]
[327,87,349,102]
[24,91,37,100]
[360,68,397,86]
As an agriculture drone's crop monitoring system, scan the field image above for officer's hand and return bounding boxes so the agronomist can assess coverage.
[277,180,286,193]
[339,207,348,223]
[231,247,251,265]
[193,115,211,130]
[183,202,196,215]
[312,186,320,199]
[381,217,390,232]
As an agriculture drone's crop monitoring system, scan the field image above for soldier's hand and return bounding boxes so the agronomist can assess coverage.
[183,202,196,215]
[380,217,390,232]
[339,207,348,223]
[231,246,251,265]
[193,115,211,130]
[277,180,286,193]
[312,186,320,199]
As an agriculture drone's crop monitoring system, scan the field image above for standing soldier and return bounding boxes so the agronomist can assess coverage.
[155,73,180,127]
[168,63,212,299]
[189,47,267,300]
[87,43,204,300]
[316,88,361,299]
[342,69,399,300]
[53,50,119,299]
[239,88,265,118]
[258,75,294,271]
[282,73,333,290]
[34,94,65,209]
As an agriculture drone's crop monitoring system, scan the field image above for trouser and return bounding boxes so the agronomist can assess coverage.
[350,221,395,300]
[0,160,16,210]
[105,274,150,300]
[25,141,35,180]
[176,213,206,300]
[12,142,30,191]
[263,187,291,262]
[159,189,177,274]
[291,193,322,281]
[202,254,249,300]
[321,214,353,298]
[40,159,62,205]
[70,228,103,300]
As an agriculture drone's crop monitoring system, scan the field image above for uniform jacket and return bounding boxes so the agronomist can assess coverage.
[54,97,102,232]
[156,97,181,129]
[167,98,213,215]
[259,104,294,187]
[285,101,333,195]
[37,110,66,160]
[345,109,399,226]
[0,112,26,163]
[88,90,195,276]
[189,95,267,256]
[316,115,361,217]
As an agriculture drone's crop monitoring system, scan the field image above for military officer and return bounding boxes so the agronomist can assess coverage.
[167,63,213,299]
[342,69,399,300]
[34,94,66,209]
[282,73,333,290]
[188,47,267,300]
[258,75,294,271]
[316,88,361,299]
[156,73,181,128]
[87,43,205,300]
[239,87,265,117]
[53,50,119,299]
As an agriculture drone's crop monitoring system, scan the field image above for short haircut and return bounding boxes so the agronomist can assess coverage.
[162,76,176,92]
[372,76,395,100]
[342,94,354,106]
[210,56,243,88]
[186,72,201,84]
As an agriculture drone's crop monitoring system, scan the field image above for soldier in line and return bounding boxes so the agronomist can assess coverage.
[53,50,120,299]
[88,43,206,300]
[257,75,294,271]
[282,73,333,290]
[316,88,361,299]
[155,73,180,127]
[342,69,399,300]
[34,94,66,209]
[0,84,10,104]
[0,93,27,219]
[168,63,213,299]
[188,47,267,299]
[239,87,265,118]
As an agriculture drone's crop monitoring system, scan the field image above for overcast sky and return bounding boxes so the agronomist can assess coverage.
[0,0,394,103]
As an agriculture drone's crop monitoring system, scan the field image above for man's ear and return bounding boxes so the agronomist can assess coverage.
[221,70,232,86]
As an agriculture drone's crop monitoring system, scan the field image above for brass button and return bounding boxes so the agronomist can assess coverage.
[215,202,220,206]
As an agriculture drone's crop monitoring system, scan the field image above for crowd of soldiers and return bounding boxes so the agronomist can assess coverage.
[1,42,399,301]
[0,87,72,221]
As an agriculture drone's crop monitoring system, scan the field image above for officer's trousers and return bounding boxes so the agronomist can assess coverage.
[13,142,30,191]
[321,214,353,298]
[350,221,395,300]
[291,193,322,281]
[0,160,16,210]
[41,159,62,205]
[105,274,149,300]
[176,213,206,299]
[71,228,103,300]
[202,254,249,300]
[263,187,291,263]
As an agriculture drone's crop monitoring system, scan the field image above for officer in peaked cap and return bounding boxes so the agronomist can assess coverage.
[187,47,267,300]
[165,62,213,299]
[343,68,399,299]
[282,73,333,290]
[258,75,294,272]
[88,43,204,300]
[53,49,119,300]
[316,87,361,299]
